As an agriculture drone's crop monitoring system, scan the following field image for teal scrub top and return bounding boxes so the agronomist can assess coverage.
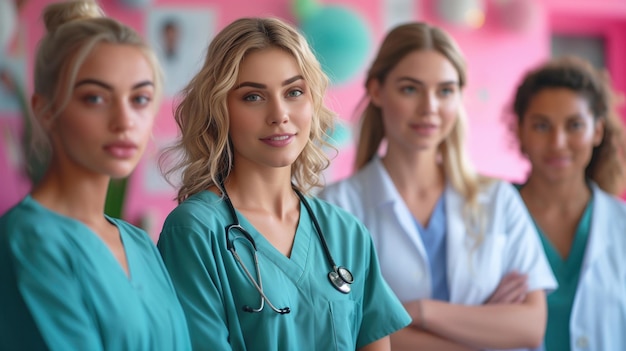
[158,190,411,351]
[515,185,592,351]
[0,196,191,351]
[537,200,592,351]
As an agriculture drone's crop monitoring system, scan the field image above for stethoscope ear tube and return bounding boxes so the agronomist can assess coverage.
[294,188,354,295]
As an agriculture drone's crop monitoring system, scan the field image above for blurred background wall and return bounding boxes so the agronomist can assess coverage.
[1,0,625,239]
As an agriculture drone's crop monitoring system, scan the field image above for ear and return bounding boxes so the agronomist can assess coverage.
[367,79,382,107]
[593,117,605,147]
[31,94,54,130]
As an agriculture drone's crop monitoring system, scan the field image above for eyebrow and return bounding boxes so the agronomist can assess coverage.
[234,75,304,90]
[528,113,585,120]
[74,78,154,90]
[396,76,458,86]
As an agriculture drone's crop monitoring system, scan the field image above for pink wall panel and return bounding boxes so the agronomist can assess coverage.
[1,0,625,237]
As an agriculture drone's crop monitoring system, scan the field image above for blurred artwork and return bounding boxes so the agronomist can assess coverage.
[147,7,216,98]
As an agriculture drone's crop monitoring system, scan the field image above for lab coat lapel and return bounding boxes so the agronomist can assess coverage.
[444,184,471,304]
[582,184,611,275]
[368,159,429,272]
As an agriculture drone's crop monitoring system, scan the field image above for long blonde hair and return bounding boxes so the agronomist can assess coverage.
[161,17,335,203]
[31,0,163,172]
[355,22,489,246]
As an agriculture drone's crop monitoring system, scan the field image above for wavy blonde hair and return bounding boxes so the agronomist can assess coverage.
[355,22,490,247]
[161,17,335,203]
[31,0,163,173]
[512,56,626,195]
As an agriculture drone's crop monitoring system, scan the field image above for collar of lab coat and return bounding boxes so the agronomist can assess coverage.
[583,182,622,273]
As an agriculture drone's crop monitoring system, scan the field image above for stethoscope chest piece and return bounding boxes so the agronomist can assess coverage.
[328,266,353,294]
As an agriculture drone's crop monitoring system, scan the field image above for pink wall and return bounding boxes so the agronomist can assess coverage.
[1,0,625,239]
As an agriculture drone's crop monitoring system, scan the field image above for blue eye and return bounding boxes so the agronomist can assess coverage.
[132,95,152,107]
[400,86,417,94]
[287,89,303,98]
[83,95,104,104]
[244,94,262,102]
[439,87,454,96]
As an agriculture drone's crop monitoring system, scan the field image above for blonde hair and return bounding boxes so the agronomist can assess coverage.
[355,22,489,247]
[30,0,163,170]
[161,17,335,203]
[512,56,626,195]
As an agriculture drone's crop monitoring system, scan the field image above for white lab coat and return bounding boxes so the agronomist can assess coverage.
[320,157,557,351]
[564,183,626,350]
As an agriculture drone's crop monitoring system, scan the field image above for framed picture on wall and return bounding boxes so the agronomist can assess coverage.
[0,55,26,114]
[147,7,216,98]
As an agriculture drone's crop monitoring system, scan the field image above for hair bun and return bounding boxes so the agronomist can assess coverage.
[43,0,105,33]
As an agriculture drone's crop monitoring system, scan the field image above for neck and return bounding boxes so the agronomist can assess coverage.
[224,168,298,220]
[31,165,111,226]
[382,147,444,194]
[521,172,591,209]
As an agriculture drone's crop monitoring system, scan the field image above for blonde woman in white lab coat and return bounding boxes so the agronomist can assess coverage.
[320,22,556,351]
[511,56,626,351]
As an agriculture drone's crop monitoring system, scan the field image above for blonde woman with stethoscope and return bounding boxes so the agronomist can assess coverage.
[320,22,557,351]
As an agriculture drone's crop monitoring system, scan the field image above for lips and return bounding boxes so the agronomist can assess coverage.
[260,133,295,147]
[104,141,138,159]
[544,156,571,167]
[411,123,438,136]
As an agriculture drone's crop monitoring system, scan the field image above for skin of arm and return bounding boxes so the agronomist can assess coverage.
[388,271,528,350]
[391,327,478,351]
[359,336,390,351]
[407,290,546,349]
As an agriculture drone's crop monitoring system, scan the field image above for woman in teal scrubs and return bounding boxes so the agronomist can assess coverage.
[511,56,626,350]
[157,17,411,351]
[0,1,190,350]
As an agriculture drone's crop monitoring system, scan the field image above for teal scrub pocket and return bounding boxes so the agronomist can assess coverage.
[328,300,357,350]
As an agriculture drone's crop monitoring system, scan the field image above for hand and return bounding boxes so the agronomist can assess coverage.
[485,271,528,304]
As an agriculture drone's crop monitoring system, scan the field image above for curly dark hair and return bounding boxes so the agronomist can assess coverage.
[512,56,626,195]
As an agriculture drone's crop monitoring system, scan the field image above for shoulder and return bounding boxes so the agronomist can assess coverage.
[163,191,228,230]
[321,172,368,200]
[306,196,370,239]
[592,184,626,216]
[478,178,518,199]
[472,179,526,212]
[107,217,154,246]
[320,160,382,210]
[0,197,77,247]
[159,191,230,248]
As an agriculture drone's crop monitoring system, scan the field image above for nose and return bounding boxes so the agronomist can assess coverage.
[266,97,289,125]
[549,128,567,149]
[421,91,439,115]
[109,100,135,132]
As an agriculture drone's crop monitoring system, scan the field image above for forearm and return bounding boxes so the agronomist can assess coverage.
[390,327,477,351]
[415,291,546,349]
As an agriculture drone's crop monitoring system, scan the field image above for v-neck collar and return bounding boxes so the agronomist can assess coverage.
[24,195,136,282]
[536,198,593,267]
[230,200,313,284]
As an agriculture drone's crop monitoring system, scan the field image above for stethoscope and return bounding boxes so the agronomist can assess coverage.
[222,183,354,314]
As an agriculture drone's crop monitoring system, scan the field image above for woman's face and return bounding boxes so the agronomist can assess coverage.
[44,42,156,179]
[227,47,313,172]
[518,87,603,184]
[369,49,462,155]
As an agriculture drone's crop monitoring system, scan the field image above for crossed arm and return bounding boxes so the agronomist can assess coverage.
[391,272,547,350]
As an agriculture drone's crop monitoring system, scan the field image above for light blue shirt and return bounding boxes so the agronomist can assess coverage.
[0,196,191,351]
[158,190,411,351]
[415,195,449,301]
